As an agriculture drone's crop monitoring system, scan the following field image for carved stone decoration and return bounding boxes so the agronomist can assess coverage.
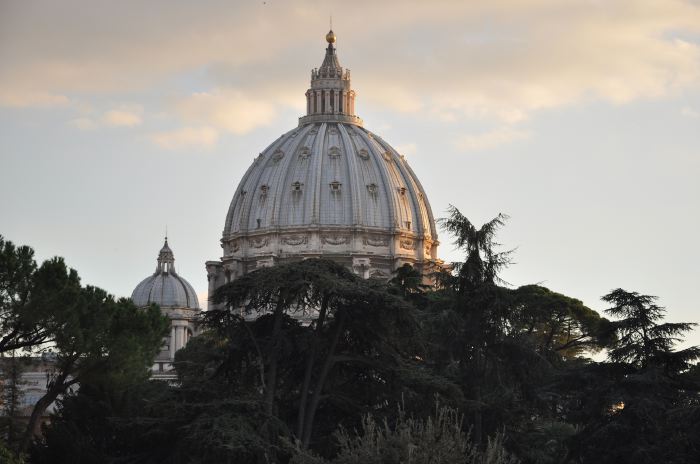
[328,127,339,136]
[328,146,341,159]
[281,235,308,246]
[370,269,389,278]
[400,238,416,250]
[363,235,389,247]
[271,149,285,163]
[249,237,269,248]
[382,151,392,161]
[357,148,369,160]
[322,234,349,245]
[352,257,371,279]
[424,242,432,256]
[230,240,240,252]
[298,146,311,160]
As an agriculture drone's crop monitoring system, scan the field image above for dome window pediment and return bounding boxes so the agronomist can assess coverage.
[272,149,285,163]
[298,146,311,160]
[291,181,304,193]
[260,185,270,201]
[397,186,407,196]
[330,181,342,193]
[367,183,378,195]
[358,148,369,160]
[328,146,341,159]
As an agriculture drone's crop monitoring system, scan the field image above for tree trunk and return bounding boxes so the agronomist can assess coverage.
[296,294,330,440]
[473,350,483,446]
[302,311,346,447]
[264,299,286,415]
[20,372,71,452]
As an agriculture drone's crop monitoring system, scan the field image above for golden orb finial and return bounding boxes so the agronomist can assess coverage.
[326,29,336,44]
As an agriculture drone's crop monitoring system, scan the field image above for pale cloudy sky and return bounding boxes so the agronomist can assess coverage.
[1,1,699,345]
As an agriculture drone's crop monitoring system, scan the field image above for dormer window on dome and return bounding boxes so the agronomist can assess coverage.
[328,146,341,158]
[330,181,342,193]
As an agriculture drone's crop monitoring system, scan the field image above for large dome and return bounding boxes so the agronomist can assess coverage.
[206,31,441,302]
[223,123,436,240]
[132,239,200,309]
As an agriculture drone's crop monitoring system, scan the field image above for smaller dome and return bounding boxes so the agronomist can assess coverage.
[326,29,336,44]
[131,238,199,309]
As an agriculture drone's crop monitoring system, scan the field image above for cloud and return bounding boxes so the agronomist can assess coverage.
[68,117,98,130]
[681,106,699,118]
[454,127,530,151]
[0,91,69,108]
[1,0,699,124]
[150,126,219,150]
[174,90,277,135]
[67,104,143,130]
[102,108,142,127]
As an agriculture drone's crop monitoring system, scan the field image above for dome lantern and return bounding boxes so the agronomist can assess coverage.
[300,29,361,126]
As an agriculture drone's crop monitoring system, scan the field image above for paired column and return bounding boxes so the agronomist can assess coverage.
[169,322,192,360]
[169,326,176,360]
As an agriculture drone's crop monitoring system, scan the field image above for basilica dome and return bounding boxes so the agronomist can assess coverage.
[206,31,441,302]
[132,238,200,309]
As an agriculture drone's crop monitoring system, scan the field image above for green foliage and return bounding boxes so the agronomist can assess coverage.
[0,352,27,447]
[0,438,25,464]
[291,404,519,464]
[15,214,700,464]
[603,288,700,369]
[510,285,609,357]
[0,235,169,453]
[439,206,512,291]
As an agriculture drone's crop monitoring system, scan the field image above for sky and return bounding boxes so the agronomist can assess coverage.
[1,0,699,346]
